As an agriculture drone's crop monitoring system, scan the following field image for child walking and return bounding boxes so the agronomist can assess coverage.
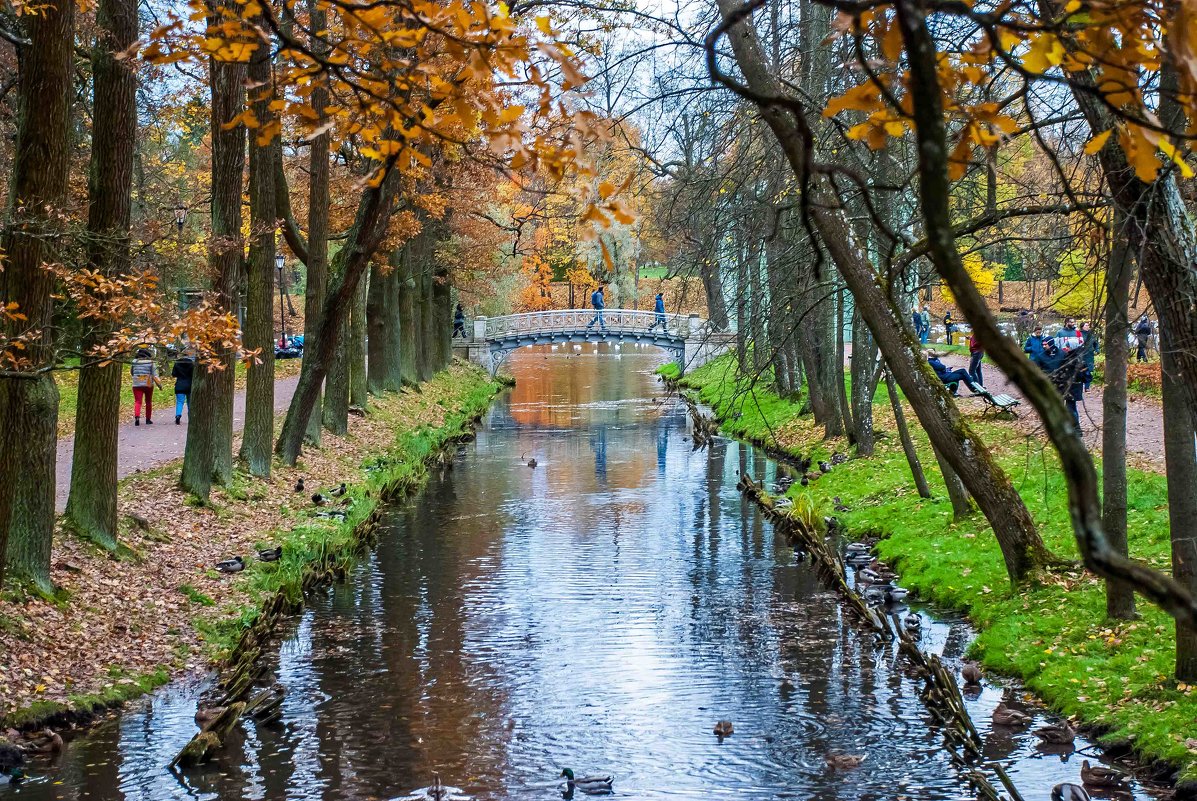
[131,348,162,426]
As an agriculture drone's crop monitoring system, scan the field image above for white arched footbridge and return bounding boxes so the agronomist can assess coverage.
[453,309,734,376]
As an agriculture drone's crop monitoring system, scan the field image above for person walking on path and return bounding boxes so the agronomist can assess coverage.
[1134,315,1153,362]
[1080,320,1099,391]
[919,305,931,345]
[649,292,667,332]
[585,285,606,332]
[967,332,985,387]
[911,307,924,341]
[130,347,162,426]
[1035,337,1086,431]
[452,303,467,338]
[927,351,987,397]
[943,310,956,345]
[171,352,195,425]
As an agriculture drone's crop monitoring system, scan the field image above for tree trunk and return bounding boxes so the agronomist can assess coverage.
[182,52,246,499]
[349,271,369,408]
[0,1,74,591]
[835,284,854,441]
[884,371,932,498]
[238,28,276,477]
[1103,208,1136,619]
[395,241,419,386]
[850,306,879,456]
[932,439,973,519]
[64,0,137,550]
[1163,335,1197,677]
[322,302,350,434]
[698,250,729,331]
[713,0,1053,582]
[432,266,452,371]
[303,0,330,446]
[367,255,403,392]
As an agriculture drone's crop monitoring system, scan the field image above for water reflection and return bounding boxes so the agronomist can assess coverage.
[5,343,1160,800]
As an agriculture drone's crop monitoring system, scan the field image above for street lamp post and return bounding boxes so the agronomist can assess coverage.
[275,252,286,347]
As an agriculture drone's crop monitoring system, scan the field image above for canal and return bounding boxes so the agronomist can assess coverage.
[6,344,1156,800]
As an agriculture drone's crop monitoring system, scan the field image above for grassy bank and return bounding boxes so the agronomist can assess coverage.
[665,354,1196,784]
[0,361,501,730]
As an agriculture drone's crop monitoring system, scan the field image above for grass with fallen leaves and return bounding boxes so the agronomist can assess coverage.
[0,360,501,729]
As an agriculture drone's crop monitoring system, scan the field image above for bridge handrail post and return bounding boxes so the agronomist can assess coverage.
[474,316,488,340]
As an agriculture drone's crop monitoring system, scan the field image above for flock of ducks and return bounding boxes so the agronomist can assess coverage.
[213,478,352,574]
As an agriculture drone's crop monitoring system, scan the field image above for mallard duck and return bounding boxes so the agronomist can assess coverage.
[257,546,282,562]
[818,461,832,473]
[0,767,25,786]
[293,477,305,492]
[1081,760,1127,789]
[1051,783,1091,801]
[903,614,922,634]
[825,753,866,770]
[830,452,848,465]
[1034,720,1076,745]
[713,720,734,737]
[774,497,793,509]
[312,493,329,506]
[330,482,348,497]
[195,705,226,729]
[0,742,24,777]
[402,773,469,800]
[833,498,851,513]
[30,729,62,754]
[961,662,982,687]
[559,768,613,794]
[216,556,244,574]
[528,458,538,468]
[992,703,1032,727]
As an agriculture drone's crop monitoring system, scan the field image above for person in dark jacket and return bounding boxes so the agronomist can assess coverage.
[1023,325,1045,362]
[967,332,985,387]
[585,285,606,331]
[911,308,924,341]
[649,292,667,332]
[1134,315,1153,362]
[1035,338,1085,430]
[452,303,466,338]
[927,352,986,396]
[1080,321,1099,390]
[943,310,955,345]
[172,353,195,425]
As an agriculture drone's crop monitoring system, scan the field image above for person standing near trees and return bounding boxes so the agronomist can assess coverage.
[172,351,195,425]
[1134,315,1153,362]
[1024,324,1046,361]
[585,284,606,332]
[130,347,162,426]
[943,310,955,345]
[911,307,923,341]
[967,332,985,387]
[919,305,931,345]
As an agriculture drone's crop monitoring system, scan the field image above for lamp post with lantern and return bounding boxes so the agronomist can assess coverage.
[275,252,287,347]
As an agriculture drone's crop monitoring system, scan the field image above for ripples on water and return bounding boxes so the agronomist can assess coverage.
[6,343,1159,800]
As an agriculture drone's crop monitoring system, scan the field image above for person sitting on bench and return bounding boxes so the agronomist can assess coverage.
[927,352,987,397]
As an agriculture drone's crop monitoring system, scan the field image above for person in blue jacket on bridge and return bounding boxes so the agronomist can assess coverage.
[585,285,606,332]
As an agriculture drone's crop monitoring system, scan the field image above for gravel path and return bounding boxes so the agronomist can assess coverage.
[936,353,1165,468]
[54,376,302,511]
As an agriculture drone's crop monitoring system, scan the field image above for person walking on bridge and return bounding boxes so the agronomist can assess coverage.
[452,303,467,339]
[649,292,667,332]
[585,285,607,332]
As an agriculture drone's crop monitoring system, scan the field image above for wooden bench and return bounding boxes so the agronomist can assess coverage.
[979,392,1021,417]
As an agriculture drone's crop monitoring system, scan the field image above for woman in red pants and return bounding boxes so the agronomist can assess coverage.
[130,348,163,425]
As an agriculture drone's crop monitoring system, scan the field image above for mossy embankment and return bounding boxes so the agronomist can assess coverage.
[0,361,503,732]
[662,354,1197,786]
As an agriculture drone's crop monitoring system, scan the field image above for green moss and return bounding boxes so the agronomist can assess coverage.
[178,584,215,607]
[677,352,1195,780]
[2,668,170,729]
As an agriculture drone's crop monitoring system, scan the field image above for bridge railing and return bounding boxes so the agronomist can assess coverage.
[482,309,697,340]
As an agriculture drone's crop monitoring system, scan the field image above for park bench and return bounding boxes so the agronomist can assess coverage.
[979,392,1021,418]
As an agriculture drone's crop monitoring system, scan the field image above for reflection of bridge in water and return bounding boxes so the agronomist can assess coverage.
[453,309,734,376]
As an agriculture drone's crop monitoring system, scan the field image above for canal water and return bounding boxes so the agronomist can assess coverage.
[5,344,1157,800]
